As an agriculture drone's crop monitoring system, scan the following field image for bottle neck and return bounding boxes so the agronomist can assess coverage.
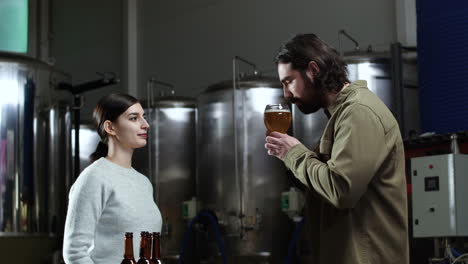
[151,234,161,260]
[145,234,152,259]
[124,235,135,259]
[139,234,148,259]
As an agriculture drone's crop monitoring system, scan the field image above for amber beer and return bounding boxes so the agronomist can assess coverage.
[264,107,292,133]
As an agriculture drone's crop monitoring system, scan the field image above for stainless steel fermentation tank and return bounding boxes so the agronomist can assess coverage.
[133,92,197,262]
[345,44,419,138]
[0,53,72,234]
[196,76,328,263]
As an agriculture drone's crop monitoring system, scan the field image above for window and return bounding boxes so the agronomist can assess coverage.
[0,0,28,53]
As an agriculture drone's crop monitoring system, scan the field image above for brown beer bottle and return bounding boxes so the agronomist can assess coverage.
[121,232,137,264]
[137,232,151,264]
[151,232,162,264]
[146,232,153,262]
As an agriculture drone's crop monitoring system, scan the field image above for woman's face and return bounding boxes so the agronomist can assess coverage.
[111,103,149,149]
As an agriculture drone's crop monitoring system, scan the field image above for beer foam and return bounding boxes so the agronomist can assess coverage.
[265,109,290,113]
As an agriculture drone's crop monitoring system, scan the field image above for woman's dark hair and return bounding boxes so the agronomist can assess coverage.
[90,93,139,161]
[275,33,350,93]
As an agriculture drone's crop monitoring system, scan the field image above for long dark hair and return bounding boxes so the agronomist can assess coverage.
[90,93,139,162]
[275,33,350,93]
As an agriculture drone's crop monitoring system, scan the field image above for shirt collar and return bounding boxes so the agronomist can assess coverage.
[326,80,368,116]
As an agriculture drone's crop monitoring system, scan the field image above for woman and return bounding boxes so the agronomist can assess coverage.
[63,93,162,264]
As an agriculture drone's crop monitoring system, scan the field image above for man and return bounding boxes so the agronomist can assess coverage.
[265,33,409,264]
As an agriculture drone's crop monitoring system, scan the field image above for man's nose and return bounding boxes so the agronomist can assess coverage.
[283,87,293,100]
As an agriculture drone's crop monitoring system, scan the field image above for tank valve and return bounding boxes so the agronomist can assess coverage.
[255,208,263,230]
[281,187,305,221]
[182,197,201,221]
[242,208,263,232]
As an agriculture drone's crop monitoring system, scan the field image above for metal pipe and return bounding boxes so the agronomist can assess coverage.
[146,79,155,201]
[148,78,175,97]
[391,43,405,137]
[62,74,119,95]
[402,46,417,52]
[146,78,175,202]
[231,56,258,237]
[58,73,120,178]
[73,95,82,179]
[338,30,360,55]
[233,56,257,72]
[232,57,242,237]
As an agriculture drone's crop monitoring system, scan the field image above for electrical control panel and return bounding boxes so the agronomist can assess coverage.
[411,154,468,237]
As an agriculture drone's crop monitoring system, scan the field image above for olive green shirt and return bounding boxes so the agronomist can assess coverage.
[284,80,409,264]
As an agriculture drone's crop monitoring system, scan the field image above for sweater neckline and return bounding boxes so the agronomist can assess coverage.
[99,157,135,173]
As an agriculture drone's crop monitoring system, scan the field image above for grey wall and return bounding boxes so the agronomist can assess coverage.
[50,0,398,118]
[140,0,397,98]
[52,0,124,122]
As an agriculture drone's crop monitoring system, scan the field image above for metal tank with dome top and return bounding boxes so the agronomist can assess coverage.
[194,56,328,263]
[0,52,72,235]
[133,78,197,263]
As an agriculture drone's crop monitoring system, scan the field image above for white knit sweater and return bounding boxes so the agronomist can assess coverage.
[63,157,162,264]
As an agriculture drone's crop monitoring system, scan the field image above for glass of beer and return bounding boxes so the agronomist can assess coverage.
[264,103,291,133]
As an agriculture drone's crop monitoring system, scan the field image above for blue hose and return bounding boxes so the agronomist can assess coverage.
[178,211,227,264]
[452,247,462,257]
[285,218,305,264]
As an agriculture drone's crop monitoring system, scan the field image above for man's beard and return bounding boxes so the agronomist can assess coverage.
[293,72,327,114]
